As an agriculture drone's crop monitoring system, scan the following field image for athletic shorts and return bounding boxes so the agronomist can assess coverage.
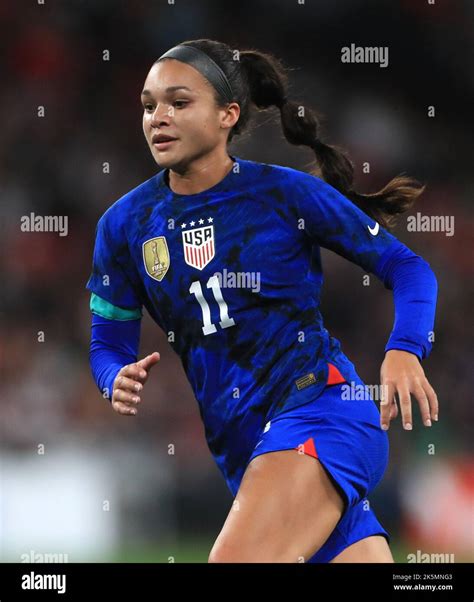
[232,373,390,563]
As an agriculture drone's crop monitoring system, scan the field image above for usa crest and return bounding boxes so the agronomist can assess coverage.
[182,224,215,270]
[142,236,170,281]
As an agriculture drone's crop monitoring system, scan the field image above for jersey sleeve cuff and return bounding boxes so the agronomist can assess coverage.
[384,341,426,362]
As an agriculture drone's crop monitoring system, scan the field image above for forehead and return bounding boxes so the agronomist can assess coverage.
[142,59,213,96]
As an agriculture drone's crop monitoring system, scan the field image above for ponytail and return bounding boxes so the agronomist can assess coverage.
[240,49,424,230]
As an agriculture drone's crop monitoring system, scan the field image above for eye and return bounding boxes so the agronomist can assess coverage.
[173,100,189,109]
[143,103,154,112]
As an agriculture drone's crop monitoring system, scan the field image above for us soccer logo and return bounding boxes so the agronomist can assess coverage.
[182,222,215,270]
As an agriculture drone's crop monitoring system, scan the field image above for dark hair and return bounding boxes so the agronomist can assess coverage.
[164,39,424,230]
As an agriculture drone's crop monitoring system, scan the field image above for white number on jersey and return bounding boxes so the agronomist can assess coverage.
[189,275,236,335]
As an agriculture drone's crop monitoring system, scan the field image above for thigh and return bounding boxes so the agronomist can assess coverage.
[245,384,389,511]
[209,449,345,563]
[330,535,394,563]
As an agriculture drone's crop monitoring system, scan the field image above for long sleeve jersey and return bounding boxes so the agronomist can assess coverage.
[86,156,438,464]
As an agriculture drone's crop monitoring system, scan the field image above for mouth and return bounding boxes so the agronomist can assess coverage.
[152,134,178,151]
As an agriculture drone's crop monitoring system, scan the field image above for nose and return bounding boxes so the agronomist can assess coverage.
[150,103,171,127]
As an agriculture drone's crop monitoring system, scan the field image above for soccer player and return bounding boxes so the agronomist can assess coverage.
[86,39,439,563]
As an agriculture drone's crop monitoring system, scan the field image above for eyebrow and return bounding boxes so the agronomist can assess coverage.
[141,86,193,96]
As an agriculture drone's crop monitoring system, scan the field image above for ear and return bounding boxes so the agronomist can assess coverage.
[220,102,240,131]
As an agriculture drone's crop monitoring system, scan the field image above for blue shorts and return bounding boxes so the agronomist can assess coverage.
[228,381,390,563]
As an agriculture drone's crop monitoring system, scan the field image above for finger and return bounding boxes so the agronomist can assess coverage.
[112,401,138,416]
[389,399,399,420]
[113,388,141,405]
[120,362,148,382]
[413,384,432,427]
[397,383,412,430]
[137,352,160,372]
[423,379,439,421]
[380,381,396,430]
[114,375,143,394]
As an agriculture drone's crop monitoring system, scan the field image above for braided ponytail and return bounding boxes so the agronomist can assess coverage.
[240,49,424,230]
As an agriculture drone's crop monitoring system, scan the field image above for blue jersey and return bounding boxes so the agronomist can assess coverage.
[86,156,436,470]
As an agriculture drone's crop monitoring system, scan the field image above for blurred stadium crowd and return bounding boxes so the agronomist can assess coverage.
[1,1,472,561]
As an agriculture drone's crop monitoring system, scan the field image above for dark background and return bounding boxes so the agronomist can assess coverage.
[1,0,472,562]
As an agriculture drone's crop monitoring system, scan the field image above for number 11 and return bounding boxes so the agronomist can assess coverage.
[189,275,236,335]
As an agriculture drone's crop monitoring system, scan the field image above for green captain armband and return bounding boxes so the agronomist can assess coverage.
[90,293,142,321]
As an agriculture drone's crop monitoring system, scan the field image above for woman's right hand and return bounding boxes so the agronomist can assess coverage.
[111,352,160,416]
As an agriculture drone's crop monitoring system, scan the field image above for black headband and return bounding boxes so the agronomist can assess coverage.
[156,44,235,104]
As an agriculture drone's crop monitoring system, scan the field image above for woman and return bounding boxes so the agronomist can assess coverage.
[86,39,438,563]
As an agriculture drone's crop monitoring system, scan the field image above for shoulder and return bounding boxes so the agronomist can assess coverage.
[243,158,325,192]
[239,159,330,214]
[258,160,351,212]
[96,172,161,234]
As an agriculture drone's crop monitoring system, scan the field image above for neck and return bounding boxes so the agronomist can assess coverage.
[168,149,234,195]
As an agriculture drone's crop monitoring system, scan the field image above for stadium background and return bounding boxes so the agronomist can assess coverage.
[1,0,472,563]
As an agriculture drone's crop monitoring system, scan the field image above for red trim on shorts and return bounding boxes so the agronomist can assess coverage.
[295,437,318,459]
[292,366,345,459]
[327,362,346,385]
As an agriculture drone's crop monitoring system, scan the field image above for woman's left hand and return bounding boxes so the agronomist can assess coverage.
[379,349,439,431]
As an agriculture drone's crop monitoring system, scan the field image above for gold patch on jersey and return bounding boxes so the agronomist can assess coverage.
[142,236,170,282]
[295,372,317,390]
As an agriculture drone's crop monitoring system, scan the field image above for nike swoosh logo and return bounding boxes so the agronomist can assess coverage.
[368,222,380,236]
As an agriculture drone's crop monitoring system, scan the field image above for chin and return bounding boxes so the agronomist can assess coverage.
[155,151,191,173]
[153,152,177,169]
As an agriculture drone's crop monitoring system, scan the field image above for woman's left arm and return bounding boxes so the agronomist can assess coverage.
[375,244,439,430]
[290,171,439,431]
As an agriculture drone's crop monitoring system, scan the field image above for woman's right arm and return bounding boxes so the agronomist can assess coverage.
[89,312,160,416]
[86,209,158,415]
